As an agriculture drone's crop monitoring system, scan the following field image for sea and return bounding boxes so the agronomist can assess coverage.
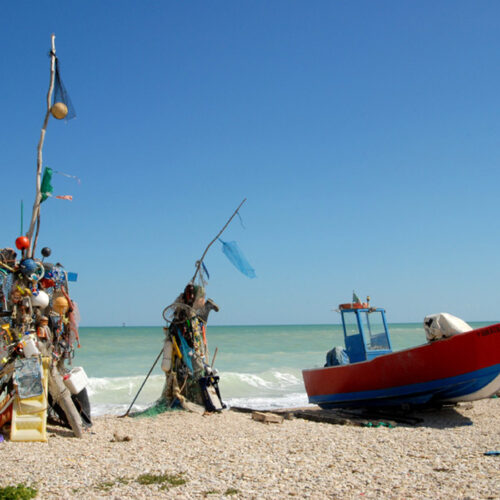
[75,322,493,417]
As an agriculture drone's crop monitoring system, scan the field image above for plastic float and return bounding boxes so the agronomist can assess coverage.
[10,357,49,442]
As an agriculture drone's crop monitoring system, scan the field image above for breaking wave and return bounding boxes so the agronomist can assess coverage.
[87,369,309,416]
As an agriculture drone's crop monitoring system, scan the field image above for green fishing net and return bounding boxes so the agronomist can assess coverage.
[130,398,181,418]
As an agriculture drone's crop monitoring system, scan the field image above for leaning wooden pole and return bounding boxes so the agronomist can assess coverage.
[191,198,247,283]
[47,364,83,438]
[27,33,56,258]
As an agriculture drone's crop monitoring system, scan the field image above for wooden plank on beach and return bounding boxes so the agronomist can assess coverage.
[230,405,423,426]
[293,409,358,426]
[251,411,284,424]
[230,406,255,413]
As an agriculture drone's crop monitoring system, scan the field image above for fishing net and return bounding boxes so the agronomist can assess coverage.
[49,263,68,288]
[0,333,11,371]
[53,57,76,121]
[130,398,181,418]
[162,302,196,325]
[219,239,256,278]
[162,282,206,325]
[0,270,13,314]
[193,261,209,287]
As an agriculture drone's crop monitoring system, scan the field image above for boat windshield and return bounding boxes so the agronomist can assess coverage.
[343,312,360,338]
[360,311,390,350]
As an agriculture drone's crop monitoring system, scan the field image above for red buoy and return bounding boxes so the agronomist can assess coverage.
[15,236,30,250]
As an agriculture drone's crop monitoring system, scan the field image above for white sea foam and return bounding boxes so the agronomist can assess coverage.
[226,393,311,411]
[87,369,308,416]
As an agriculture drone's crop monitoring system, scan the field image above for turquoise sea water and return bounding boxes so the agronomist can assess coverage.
[75,321,494,416]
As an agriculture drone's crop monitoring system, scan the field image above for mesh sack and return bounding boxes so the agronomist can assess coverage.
[53,57,76,121]
[130,398,181,418]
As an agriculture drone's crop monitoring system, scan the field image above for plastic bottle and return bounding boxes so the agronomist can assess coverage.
[21,333,40,358]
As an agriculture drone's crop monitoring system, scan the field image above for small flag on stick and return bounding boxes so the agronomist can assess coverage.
[40,167,76,202]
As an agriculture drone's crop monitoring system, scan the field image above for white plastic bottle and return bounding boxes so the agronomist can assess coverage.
[161,338,173,372]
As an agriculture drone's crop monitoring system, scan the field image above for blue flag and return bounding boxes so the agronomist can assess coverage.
[219,239,256,278]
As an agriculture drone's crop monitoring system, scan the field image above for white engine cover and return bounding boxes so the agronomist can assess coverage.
[424,313,472,341]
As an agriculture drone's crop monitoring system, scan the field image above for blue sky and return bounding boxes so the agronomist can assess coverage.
[1,1,500,326]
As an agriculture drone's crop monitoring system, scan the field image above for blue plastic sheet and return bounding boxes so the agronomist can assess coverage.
[176,329,193,374]
[219,239,256,278]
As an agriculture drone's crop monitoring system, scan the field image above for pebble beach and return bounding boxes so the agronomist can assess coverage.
[1,398,498,499]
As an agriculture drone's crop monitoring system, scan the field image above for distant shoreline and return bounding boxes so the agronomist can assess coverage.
[78,320,499,328]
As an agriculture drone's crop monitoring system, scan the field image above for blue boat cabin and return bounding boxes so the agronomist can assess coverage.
[340,305,393,363]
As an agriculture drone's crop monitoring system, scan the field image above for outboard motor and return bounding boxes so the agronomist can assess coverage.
[424,313,472,342]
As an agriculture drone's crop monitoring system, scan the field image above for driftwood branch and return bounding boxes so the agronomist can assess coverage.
[47,364,83,438]
[27,34,56,258]
[191,198,247,283]
[32,213,41,259]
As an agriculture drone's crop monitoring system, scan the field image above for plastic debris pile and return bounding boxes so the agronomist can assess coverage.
[0,240,91,441]
[157,281,225,414]
[128,199,253,418]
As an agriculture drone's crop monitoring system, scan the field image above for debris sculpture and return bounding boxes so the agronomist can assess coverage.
[0,35,88,442]
[124,199,254,417]
[160,284,224,413]
[159,199,253,413]
[0,247,90,440]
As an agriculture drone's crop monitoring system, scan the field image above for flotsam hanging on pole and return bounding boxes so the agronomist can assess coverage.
[160,198,255,412]
[191,198,249,283]
[26,34,77,259]
[218,239,256,278]
[123,198,255,417]
[51,56,76,121]
[0,34,89,441]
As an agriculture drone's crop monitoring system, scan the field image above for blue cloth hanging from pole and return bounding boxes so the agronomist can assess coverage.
[219,239,256,278]
[176,328,194,374]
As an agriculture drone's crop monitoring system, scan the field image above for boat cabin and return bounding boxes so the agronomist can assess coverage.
[340,304,393,363]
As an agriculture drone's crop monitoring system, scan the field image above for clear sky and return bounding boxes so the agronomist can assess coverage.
[1,1,500,326]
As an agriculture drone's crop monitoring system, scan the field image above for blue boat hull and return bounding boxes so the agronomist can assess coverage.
[310,364,500,409]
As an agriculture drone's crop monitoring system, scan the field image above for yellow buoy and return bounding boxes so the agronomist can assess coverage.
[51,102,68,120]
[53,295,69,315]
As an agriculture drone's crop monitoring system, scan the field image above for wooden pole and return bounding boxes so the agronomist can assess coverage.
[27,34,56,258]
[211,347,218,369]
[47,364,83,438]
[191,198,247,283]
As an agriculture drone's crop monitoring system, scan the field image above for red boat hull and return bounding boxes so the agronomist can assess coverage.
[302,323,500,408]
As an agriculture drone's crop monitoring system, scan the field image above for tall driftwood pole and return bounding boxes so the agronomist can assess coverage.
[191,198,247,283]
[27,34,56,258]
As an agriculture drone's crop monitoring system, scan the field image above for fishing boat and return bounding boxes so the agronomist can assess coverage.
[302,301,500,409]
